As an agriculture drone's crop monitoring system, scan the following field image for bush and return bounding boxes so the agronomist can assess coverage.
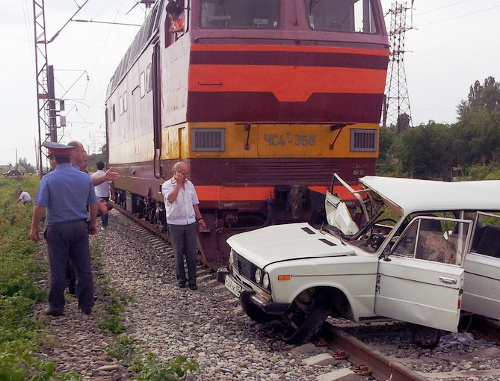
[467,164,500,180]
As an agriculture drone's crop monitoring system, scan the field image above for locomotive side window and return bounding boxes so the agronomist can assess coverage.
[140,72,146,98]
[200,0,280,29]
[119,92,128,115]
[304,0,378,33]
[146,64,152,93]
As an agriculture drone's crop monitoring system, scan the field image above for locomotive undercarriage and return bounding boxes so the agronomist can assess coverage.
[114,185,326,270]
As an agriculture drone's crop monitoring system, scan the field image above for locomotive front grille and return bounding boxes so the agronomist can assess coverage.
[234,160,340,184]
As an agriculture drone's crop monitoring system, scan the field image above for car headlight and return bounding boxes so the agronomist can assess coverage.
[262,272,270,290]
[229,249,235,266]
[255,268,262,284]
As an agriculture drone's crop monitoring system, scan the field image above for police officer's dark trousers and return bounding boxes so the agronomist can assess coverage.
[46,220,94,314]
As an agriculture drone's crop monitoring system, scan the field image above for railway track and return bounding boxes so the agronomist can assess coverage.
[113,205,500,381]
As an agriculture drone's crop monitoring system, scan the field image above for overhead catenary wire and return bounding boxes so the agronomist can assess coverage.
[47,0,91,43]
[416,5,500,27]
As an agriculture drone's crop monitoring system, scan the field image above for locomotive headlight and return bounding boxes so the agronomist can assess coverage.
[262,272,270,290]
[255,268,262,284]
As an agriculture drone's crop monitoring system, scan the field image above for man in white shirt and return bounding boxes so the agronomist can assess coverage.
[16,190,31,204]
[91,161,111,229]
[162,162,206,290]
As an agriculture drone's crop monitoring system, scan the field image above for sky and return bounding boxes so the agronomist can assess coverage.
[0,0,499,167]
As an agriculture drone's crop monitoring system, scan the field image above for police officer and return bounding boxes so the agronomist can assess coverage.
[30,141,98,316]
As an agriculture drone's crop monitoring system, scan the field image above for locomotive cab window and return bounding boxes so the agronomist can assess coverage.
[200,0,280,29]
[305,0,378,33]
[140,72,146,98]
[146,64,152,93]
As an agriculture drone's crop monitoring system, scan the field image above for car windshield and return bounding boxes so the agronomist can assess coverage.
[200,0,280,29]
[323,175,404,252]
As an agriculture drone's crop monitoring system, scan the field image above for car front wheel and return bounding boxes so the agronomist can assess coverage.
[282,291,331,345]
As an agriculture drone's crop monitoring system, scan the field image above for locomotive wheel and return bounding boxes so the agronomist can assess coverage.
[282,293,331,345]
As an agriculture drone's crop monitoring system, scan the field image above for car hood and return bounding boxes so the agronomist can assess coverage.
[226,222,356,269]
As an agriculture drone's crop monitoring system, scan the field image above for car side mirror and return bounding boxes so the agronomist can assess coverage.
[379,248,392,261]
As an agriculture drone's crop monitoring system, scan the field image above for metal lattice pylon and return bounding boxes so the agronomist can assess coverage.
[382,2,413,130]
[33,0,51,175]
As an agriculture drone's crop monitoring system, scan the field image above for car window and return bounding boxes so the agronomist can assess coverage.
[471,212,500,258]
[392,217,472,266]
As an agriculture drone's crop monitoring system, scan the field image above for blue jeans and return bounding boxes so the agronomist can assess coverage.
[168,223,198,286]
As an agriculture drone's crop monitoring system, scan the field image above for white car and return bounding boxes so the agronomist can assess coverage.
[218,174,500,344]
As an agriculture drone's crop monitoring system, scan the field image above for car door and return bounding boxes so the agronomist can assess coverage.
[375,216,473,332]
[462,212,500,319]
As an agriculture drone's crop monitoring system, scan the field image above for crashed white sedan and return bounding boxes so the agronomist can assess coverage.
[218,174,500,344]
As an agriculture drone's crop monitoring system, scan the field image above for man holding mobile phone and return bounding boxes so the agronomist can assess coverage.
[162,161,206,290]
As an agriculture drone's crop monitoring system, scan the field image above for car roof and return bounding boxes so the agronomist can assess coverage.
[359,176,500,214]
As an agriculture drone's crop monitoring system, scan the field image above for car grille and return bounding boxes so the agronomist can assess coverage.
[234,252,258,283]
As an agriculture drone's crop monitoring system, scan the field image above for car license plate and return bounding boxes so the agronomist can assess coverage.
[225,275,243,297]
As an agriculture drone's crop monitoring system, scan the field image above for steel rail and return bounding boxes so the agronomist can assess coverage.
[323,324,428,381]
[112,202,170,241]
[112,202,499,379]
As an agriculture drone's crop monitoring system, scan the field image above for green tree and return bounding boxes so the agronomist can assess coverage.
[396,122,454,180]
[17,158,36,174]
[377,125,399,175]
[454,77,500,166]
[396,112,411,132]
[87,145,107,172]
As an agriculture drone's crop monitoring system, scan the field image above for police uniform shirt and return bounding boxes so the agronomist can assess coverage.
[35,163,98,224]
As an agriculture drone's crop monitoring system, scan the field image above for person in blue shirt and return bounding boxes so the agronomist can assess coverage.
[30,141,98,316]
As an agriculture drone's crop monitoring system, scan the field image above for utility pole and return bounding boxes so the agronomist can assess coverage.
[382,2,413,131]
[33,0,50,175]
[32,0,88,175]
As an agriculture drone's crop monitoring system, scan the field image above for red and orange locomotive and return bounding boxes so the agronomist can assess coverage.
[106,0,389,267]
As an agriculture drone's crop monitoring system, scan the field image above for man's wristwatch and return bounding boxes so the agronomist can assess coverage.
[196,217,203,221]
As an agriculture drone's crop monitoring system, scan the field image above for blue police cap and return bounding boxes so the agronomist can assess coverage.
[42,141,73,156]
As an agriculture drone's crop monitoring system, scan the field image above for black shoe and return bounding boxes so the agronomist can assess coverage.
[81,309,91,315]
[189,284,198,291]
[178,283,186,288]
[45,308,63,316]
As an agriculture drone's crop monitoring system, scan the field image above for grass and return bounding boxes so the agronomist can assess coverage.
[0,176,65,380]
[0,176,198,380]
